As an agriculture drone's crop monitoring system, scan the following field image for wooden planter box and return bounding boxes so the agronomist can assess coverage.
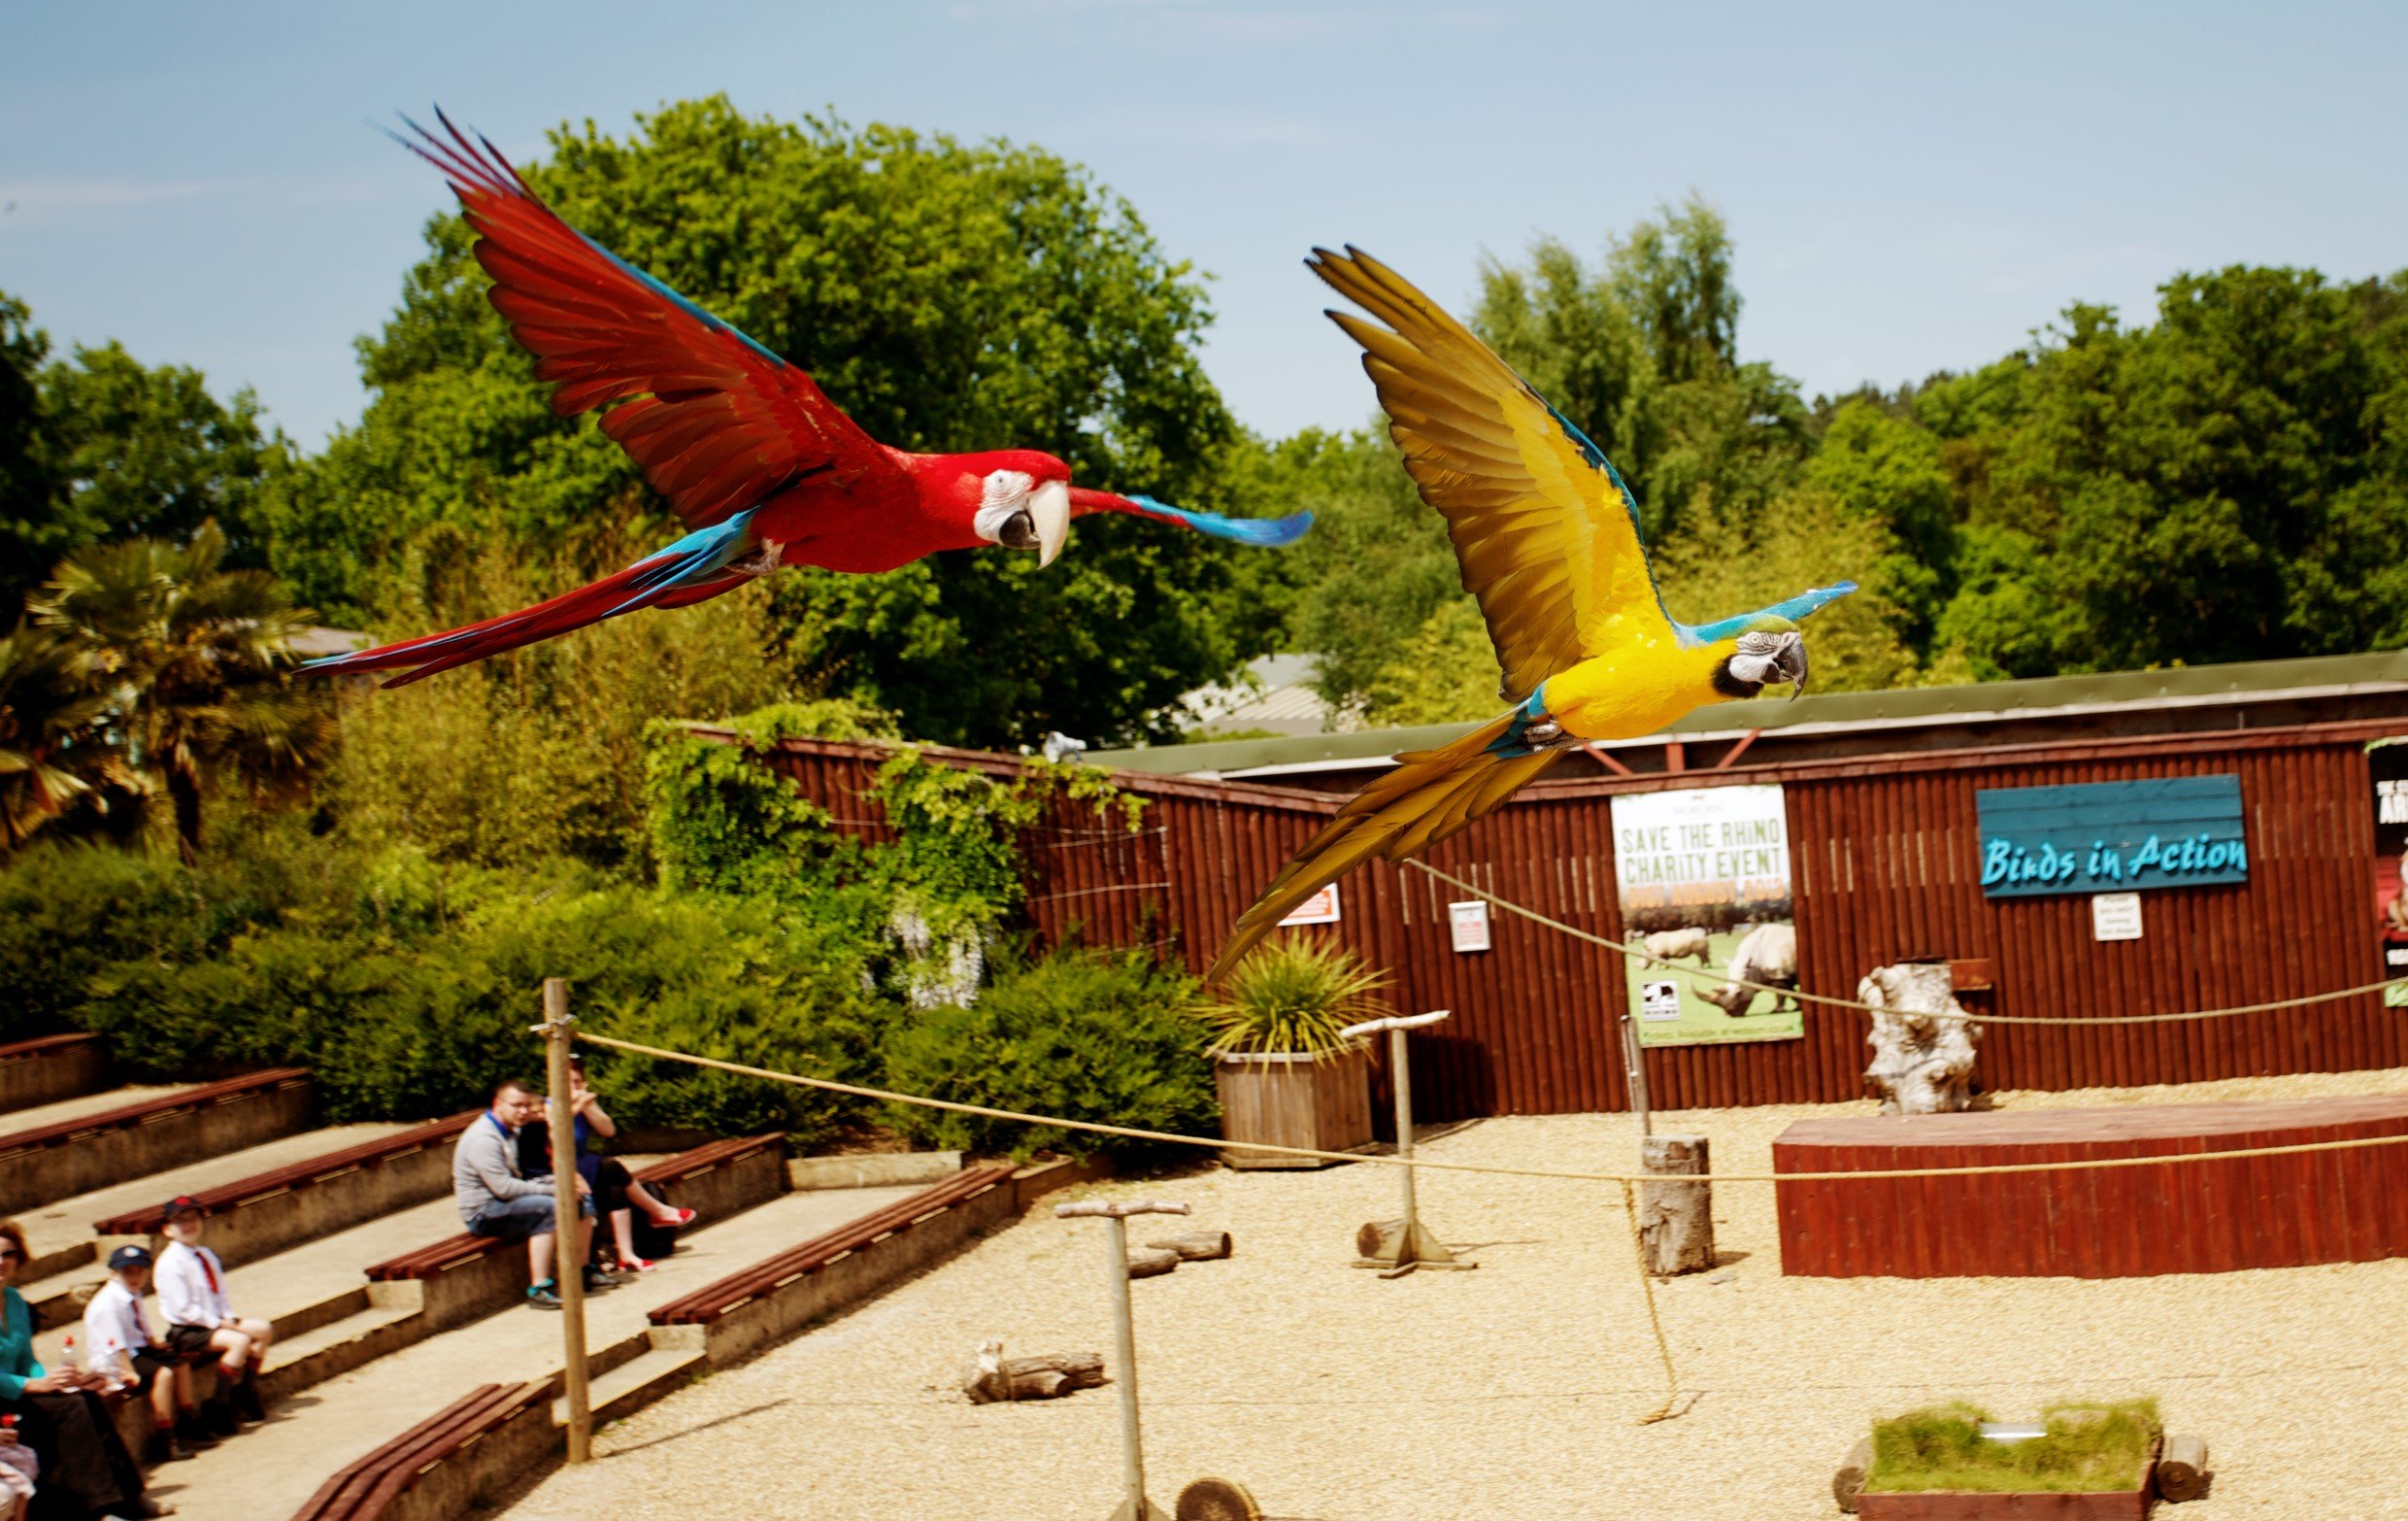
[1856,1439,2160,1520]
[1214,1049,1372,1169]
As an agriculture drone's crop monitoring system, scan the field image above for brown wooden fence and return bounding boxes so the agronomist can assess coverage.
[712,717,2407,1121]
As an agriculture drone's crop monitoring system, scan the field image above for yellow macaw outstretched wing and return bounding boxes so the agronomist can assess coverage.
[1205,714,1562,981]
[1309,247,1676,701]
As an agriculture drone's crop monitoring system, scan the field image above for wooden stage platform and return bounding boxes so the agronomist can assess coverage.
[1772,1095,2408,1278]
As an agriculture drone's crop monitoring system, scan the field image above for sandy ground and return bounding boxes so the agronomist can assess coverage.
[499,1067,2408,1520]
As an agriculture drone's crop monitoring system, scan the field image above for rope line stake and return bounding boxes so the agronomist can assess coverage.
[1405,859,2408,1026]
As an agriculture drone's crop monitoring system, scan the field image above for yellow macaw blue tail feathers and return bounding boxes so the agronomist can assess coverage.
[1206,714,1562,982]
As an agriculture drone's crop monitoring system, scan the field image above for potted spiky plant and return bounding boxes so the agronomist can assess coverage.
[1200,942,1389,1169]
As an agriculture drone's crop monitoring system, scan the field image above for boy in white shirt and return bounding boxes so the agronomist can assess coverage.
[154,1197,272,1432]
[83,1245,206,1463]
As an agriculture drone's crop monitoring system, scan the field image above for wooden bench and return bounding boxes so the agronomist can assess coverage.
[649,1164,1017,1366]
[290,1381,551,1521]
[0,1033,105,1114]
[90,1111,477,1267]
[0,1067,313,1214]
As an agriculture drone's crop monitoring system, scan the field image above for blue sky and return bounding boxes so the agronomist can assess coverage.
[6,1,2403,449]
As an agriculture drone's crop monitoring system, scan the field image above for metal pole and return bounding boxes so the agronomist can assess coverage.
[1103,1213,1145,1518]
[1621,1012,1653,1137]
[1389,1025,1418,1236]
[542,977,591,1464]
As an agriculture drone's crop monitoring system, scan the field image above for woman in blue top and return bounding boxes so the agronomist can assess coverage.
[0,1217,170,1517]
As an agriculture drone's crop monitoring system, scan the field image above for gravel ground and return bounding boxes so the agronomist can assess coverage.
[500,1067,2408,1520]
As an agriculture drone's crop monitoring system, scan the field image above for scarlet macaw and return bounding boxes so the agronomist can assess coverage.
[1208,248,1855,979]
[309,114,1310,687]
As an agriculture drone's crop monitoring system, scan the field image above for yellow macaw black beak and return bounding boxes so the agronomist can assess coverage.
[1029,479,1070,568]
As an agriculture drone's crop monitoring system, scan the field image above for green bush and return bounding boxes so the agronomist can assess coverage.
[1866,1400,2161,1495]
[881,946,1216,1161]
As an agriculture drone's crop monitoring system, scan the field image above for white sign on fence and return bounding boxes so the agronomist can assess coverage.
[1448,900,1491,953]
[2091,892,2144,942]
[1639,980,1684,1022]
[1278,883,1341,927]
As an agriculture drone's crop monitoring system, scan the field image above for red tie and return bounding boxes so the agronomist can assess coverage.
[200,1252,219,1295]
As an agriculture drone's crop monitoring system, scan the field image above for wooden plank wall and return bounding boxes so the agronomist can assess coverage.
[732,720,2406,1121]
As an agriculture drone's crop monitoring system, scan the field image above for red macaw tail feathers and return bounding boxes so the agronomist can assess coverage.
[305,515,763,688]
[1066,488,1313,547]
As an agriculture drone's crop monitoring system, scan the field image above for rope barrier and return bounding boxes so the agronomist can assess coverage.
[571,1031,2408,1186]
[1616,1178,1681,1423]
[1406,860,2408,1025]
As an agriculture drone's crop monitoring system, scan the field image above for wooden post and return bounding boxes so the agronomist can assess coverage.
[1620,1013,1653,1136]
[1639,1133,1714,1276]
[541,978,591,1464]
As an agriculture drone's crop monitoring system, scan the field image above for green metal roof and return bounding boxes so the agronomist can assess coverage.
[1091,649,2408,778]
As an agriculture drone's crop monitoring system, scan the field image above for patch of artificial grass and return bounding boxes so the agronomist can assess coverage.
[1863,1399,2160,1494]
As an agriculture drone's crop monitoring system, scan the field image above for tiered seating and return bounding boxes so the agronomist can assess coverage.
[289,1381,551,1521]
[0,1033,106,1113]
[0,1067,313,1212]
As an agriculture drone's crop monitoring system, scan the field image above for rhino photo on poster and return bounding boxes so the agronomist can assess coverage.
[1608,784,1803,1046]
[2373,741,2408,1004]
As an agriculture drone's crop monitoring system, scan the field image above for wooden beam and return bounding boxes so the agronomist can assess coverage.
[1585,745,1633,776]
[1664,740,1686,773]
[1714,728,1763,770]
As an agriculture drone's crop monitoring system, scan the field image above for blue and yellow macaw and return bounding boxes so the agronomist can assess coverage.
[1207,248,1856,979]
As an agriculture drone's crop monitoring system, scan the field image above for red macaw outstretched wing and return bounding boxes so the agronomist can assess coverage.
[400,111,904,530]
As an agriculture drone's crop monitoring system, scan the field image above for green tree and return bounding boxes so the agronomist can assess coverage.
[258,96,1275,747]
[0,623,132,849]
[32,524,333,858]
[0,295,58,607]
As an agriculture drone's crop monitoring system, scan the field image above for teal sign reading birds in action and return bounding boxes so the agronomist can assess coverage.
[1974,776,2248,897]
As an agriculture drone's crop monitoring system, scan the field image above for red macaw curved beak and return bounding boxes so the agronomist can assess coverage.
[1028,479,1070,568]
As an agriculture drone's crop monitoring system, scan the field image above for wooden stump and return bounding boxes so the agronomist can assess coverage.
[1832,1436,1873,1513]
[1126,1246,1181,1279]
[2156,1435,2210,1502]
[1146,1231,1233,1261]
[963,1346,1107,1403]
[1639,1133,1714,1276]
[1860,961,1982,1116]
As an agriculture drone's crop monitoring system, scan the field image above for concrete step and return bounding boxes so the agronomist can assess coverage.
[0,1034,107,1115]
[150,1184,924,1521]
[13,1122,417,1329]
[552,1335,708,1428]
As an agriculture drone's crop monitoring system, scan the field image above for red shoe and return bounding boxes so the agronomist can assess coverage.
[617,1255,661,1272]
[655,1206,696,1228]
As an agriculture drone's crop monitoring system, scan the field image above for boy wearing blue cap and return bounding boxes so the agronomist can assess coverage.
[83,1245,205,1464]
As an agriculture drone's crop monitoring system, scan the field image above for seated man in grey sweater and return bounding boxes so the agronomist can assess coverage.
[453,1078,606,1309]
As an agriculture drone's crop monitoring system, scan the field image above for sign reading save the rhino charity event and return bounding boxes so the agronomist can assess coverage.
[1974,776,2248,898]
[1609,784,1803,1047]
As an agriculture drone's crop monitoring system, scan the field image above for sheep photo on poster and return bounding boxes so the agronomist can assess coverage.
[1609,784,1804,1046]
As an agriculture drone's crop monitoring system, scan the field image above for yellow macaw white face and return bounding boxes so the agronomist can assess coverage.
[974,469,1071,567]
[1726,628,1809,699]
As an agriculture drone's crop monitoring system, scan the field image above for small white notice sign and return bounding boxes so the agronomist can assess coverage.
[1279,883,1341,928]
[2091,892,2143,942]
[1639,979,1684,1022]
[1447,900,1491,953]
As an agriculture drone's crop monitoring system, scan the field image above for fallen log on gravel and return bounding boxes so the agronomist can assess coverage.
[1126,1246,1182,1278]
[2156,1435,2211,1502]
[963,1343,1107,1403]
[1147,1231,1233,1261]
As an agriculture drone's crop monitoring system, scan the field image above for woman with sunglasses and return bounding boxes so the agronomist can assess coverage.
[0,1218,172,1517]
